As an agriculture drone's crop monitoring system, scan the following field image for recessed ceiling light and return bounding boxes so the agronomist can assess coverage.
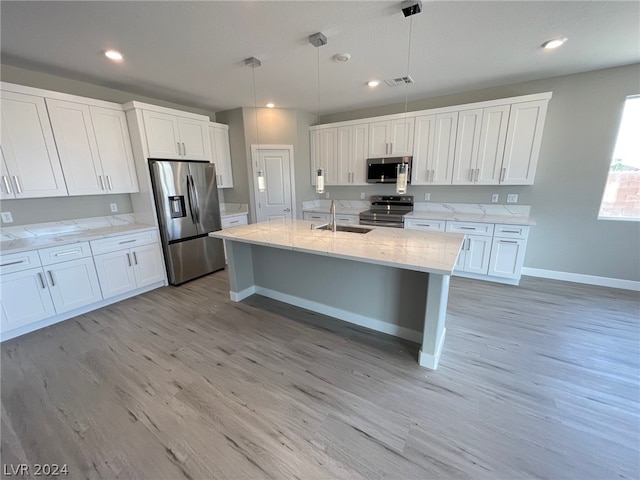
[333,53,351,63]
[104,49,124,61]
[266,103,275,108]
[367,80,380,87]
[541,38,567,50]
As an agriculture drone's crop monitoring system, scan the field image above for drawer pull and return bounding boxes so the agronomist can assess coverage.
[499,240,518,244]
[459,226,476,230]
[0,260,24,267]
[37,272,46,289]
[229,220,240,224]
[417,224,432,227]
[501,230,520,234]
[119,239,137,245]
[54,250,80,257]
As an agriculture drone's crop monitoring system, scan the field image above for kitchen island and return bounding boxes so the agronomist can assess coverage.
[209,220,463,369]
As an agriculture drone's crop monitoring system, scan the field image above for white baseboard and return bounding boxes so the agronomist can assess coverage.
[254,286,423,343]
[419,327,446,370]
[230,286,256,302]
[522,267,640,291]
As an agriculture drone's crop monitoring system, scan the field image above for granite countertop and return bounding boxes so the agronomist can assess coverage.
[0,224,158,255]
[406,203,536,226]
[210,219,464,276]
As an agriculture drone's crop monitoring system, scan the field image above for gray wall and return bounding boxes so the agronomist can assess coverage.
[2,194,133,226]
[318,64,640,282]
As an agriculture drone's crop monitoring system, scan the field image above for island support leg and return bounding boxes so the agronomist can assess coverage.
[225,240,256,302]
[419,273,450,370]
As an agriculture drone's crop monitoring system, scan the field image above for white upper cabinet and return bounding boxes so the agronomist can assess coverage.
[143,110,212,161]
[0,147,14,200]
[369,118,414,157]
[46,99,138,195]
[500,100,548,185]
[310,127,338,185]
[336,123,368,185]
[452,109,483,184]
[412,112,458,185]
[0,90,68,198]
[209,123,234,188]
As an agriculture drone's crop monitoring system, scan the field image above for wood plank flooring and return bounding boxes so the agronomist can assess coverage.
[1,271,639,479]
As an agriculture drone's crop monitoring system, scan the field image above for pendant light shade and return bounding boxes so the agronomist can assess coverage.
[396,163,408,194]
[316,168,325,194]
[257,170,266,192]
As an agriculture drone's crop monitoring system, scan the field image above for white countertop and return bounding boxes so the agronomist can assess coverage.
[210,220,464,275]
[302,199,369,216]
[0,224,158,255]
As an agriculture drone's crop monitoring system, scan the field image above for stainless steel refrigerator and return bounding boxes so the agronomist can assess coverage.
[149,159,225,285]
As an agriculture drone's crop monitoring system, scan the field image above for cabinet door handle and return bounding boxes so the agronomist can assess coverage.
[98,175,105,190]
[389,142,393,153]
[0,260,24,267]
[501,167,506,182]
[431,169,435,183]
[13,176,22,194]
[47,270,56,286]
[475,168,479,182]
[182,143,186,156]
[37,272,46,289]
[126,253,132,267]
[177,142,182,155]
[468,169,473,182]
[106,175,113,190]
[467,238,471,250]
[132,252,138,265]
[2,175,12,194]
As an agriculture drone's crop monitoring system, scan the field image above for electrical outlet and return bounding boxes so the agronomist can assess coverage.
[491,193,499,203]
[110,203,118,213]
[325,192,330,199]
[360,192,365,200]
[506,194,518,203]
[424,193,431,201]
[1,212,13,223]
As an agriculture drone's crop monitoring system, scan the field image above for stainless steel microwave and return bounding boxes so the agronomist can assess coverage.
[366,156,412,184]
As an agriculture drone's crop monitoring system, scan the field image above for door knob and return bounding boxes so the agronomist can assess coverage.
[284,208,291,212]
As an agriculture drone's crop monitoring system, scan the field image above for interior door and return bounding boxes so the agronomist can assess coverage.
[254,148,294,223]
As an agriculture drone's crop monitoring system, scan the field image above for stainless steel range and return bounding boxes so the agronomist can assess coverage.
[359,195,414,228]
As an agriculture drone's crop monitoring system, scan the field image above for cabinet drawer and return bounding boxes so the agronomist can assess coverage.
[0,250,42,274]
[221,215,248,229]
[405,218,446,232]
[446,221,494,236]
[335,214,359,225]
[39,241,92,266]
[303,212,330,221]
[494,224,530,239]
[90,229,159,255]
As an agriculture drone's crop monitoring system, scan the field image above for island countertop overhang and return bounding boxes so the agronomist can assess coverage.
[210,220,464,276]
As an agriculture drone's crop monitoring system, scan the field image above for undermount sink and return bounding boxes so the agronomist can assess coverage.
[313,224,373,234]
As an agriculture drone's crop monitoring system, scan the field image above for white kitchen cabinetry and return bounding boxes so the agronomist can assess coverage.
[500,100,548,185]
[92,231,164,299]
[369,118,415,157]
[337,123,368,185]
[412,112,458,185]
[0,148,14,200]
[310,128,338,185]
[404,218,446,231]
[303,212,330,222]
[488,224,529,279]
[142,109,211,161]
[447,222,494,275]
[38,242,102,314]
[334,213,360,225]
[209,123,234,188]
[46,98,138,195]
[221,214,248,229]
[0,90,68,198]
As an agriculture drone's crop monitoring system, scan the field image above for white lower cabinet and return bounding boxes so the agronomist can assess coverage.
[455,235,492,275]
[221,214,248,229]
[0,267,57,333]
[303,212,330,222]
[43,257,103,314]
[488,224,529,279]
[93,241,164,299]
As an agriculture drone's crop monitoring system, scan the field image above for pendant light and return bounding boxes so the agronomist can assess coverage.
[397,1,421,194]
[310,32,327,195]
[245,56,266,192]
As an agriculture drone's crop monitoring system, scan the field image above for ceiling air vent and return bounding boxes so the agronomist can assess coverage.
[384,75,415,87]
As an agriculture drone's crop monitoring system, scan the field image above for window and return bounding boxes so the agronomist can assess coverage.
[598,95,640,221]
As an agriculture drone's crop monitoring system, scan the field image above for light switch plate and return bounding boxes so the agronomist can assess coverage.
[360,192,365,200]
[110,203,118,213]
[491,193,499,203]
[1,212,13,223]
[507,194,518,203]
[424,193,431,201]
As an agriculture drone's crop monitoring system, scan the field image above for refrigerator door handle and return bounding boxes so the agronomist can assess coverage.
[185,175,197,225]
[190,175,201,224]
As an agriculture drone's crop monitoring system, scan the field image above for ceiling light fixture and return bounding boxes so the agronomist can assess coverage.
[310,32,327,195]
[245,56,266,193]
[542,37,568,49]
[333,53,351,63]
[104,49,123,61]
[265,103,275,108]
[367,80,380,87]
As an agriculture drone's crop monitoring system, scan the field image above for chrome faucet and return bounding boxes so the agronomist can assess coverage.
[328,200,336,232]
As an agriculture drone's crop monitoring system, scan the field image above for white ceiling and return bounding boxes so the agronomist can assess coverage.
[1,1,639,116]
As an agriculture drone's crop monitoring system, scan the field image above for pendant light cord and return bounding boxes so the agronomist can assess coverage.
[317,46,320,125]
[404,15,413,119]
[252,65,261,148]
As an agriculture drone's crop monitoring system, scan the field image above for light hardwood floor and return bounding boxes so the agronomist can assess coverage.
[1,271,639,479]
